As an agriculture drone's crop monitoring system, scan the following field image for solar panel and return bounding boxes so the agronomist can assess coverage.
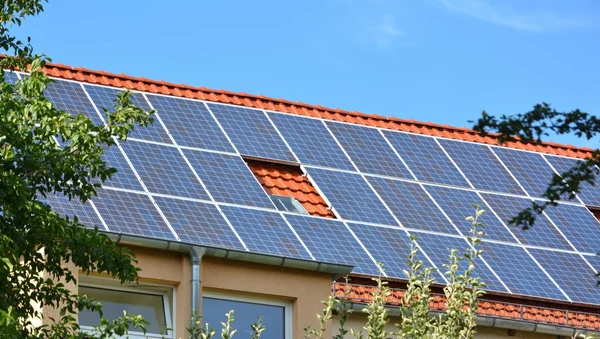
[183,150,274,208]
[478,242,566,300]
[347,223,444,281]
[325,122,412,178]
[543,203,600,254]
[409,232,508,293]
[481,193,572,250]
[492,147,559,198]
[101,145,143,191]
[438,139,526,195]
[545,155,600,207]
[307,168,397,225]
[208,103,296,162]
[3,71,19,84]
[84,85,171,143]
[153,197,245,250]
[44,79,104,125]
[220,206,312,260]
[383,131,469,187]
[92,189,175,240]
[121,141,209,200]
[284,214,379,275]
[424,185,516,242]
[367,177,459,235]
[528,249,600,305]
[145,94,234,152]
[42,193,104,230]
[268,113,355,170]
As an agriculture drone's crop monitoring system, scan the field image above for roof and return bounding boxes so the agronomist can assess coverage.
[40,62,594,159]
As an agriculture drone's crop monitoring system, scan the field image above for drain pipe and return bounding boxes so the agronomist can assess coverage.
[190,247,205,315]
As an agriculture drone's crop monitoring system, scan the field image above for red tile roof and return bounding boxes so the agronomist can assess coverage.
[38,62,594,159]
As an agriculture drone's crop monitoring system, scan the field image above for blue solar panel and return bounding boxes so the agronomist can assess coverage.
[42,193,104,230]
[122,141,209,200]
[481,194,571,250]
[208,103,296,162]
[93,189,175,240]
[529,249,600,304]
[183,150,274,208]
[479,242,566,300]
[347,223,444,281]
[146,95,234,152]
[3,71,19,84]
[101,145,143,191]
[492,147,559,198]
[153,197,245,250]
[367,177,459,235]
[44,79,104,125]
[220,206,312,260]
[307,168,397,225]
[284,214,379,275]
[383,131,469,187]
[545,155,600,207]
[268,113,355,170]
[326,122,412,178]
[84,85,171,143]
[438,139,526,195]
[424,185,516,242]
[409,232,508,293]
[543,203,600,254]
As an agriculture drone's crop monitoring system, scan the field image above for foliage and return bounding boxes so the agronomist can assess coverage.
[0,0,156,337]
[185,311,265,339]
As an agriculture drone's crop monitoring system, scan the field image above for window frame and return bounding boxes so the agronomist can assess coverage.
[202,291,292,339]
[78,281,173,339]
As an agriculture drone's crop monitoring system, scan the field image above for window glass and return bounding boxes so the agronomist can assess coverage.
[203,297,285,339]
[79,286,167,335]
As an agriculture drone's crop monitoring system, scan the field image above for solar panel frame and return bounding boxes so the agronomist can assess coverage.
[100,145,144,191]
[3,71,19,84]
[44,79,104,125]
[542,203,600,254]
[545,155,600,207]
[41,193,105,230]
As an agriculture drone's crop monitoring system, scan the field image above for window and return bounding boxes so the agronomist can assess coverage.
[271,195,309,215]
[78,285,172,338]
[202,293,291,339]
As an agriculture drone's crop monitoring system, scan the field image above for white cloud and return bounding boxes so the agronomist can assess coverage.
[369,14,407,48]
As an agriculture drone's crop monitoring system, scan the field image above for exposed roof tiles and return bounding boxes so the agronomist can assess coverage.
[38,62,594,159]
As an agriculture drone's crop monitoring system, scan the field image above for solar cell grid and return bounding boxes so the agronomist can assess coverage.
[479,242,566,300]
[529,249,600,305]
[41,193,104,230]
[101,145,143,191]
[93,189,175,240]
[326,122,412,179]
[481,194,572,250]
[409,232,508,293]
[307,168,398,225]
[543,203,600,254]
[383,131,469,187]
[121,141,209,200]
[220,206,311,260]
[44,79,104,125]
[545,155,600,207]
[268,113,355,170]
[424,185,515,242]
[492,147,559,198]
[3,71,19,84]
[208,103,296,162]
[438,139,526,195]
[154,197,244,250]
[84,85,171,143]
[183,150,274,208]
[146,95,234,152]
[367,177,459,235]
[284,214,380,275]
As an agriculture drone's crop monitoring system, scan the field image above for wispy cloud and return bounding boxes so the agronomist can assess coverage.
[368,14,407,49]
[438,0,589,32]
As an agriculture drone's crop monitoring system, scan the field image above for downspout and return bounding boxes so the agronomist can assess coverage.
[190,247,205,315]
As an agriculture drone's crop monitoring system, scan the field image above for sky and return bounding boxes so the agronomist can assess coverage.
[10,0,600,147]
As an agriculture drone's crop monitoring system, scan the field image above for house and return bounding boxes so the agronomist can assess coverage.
[14,62,600,338]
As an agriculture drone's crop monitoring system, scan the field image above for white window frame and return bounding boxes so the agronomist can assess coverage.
[78,281,173,339]
[203,291,292,339]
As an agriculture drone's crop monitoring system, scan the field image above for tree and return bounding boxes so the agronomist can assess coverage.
[1,0,153,337]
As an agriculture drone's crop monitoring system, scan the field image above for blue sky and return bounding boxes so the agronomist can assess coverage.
[11,0,600,146]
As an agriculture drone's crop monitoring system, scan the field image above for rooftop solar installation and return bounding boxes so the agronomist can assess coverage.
[545,155,600,207]
[208,103,297,162]
[438,139,526,195]
[44,79,104,125]
[100,145,144,191]
[543,203,600,254]
[383,131,469,187]
[3,71,19,84]
[42,193,104,230]
[325,122,413,179]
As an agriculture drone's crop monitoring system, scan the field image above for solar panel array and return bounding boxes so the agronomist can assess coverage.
[23,73,600,305]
